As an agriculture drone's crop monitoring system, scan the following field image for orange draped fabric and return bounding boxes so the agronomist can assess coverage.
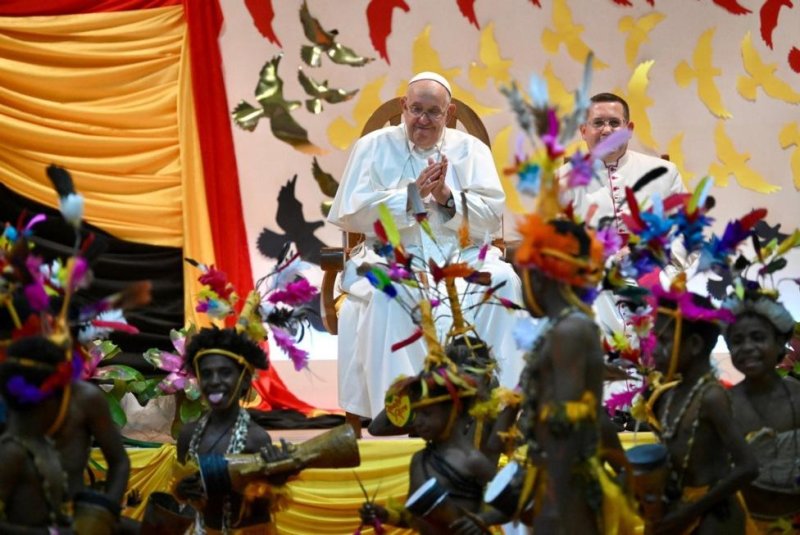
[0,1,315,413]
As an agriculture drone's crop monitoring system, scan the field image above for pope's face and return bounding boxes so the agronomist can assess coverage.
[401,81,453,150]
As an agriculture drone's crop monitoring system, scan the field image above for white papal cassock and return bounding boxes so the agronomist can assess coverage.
[328,124,525,418]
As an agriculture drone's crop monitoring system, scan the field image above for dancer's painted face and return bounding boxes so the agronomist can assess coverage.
[197,354,247,409]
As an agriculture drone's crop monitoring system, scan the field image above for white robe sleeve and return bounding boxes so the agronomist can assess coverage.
[441,137,504,238]
[327,131,414,234]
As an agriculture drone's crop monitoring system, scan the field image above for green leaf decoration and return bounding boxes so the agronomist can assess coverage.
[104,392,127,428]
[179,397,204,424]
[94,365,144,383]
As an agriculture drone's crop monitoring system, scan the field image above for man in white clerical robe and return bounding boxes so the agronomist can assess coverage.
[327,72,524,420]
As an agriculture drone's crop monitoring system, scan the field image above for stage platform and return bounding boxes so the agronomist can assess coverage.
[93,432,657,534]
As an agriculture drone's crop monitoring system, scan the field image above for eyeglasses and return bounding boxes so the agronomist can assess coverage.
[587,118,626,130]
[406,105,447,121]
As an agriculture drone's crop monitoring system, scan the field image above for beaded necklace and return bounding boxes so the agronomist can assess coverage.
[188,408,250,534]
[658,372,715,491]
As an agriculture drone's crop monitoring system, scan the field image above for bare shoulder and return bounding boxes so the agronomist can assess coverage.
[72,380,107,405]
[553,313,598,338]
[699,382,732,416]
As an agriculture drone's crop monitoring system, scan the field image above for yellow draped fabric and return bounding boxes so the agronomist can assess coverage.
[681,486,760,535]
[89,434,657,534]
[0,6,216,322]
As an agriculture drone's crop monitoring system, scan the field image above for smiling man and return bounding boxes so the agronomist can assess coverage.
[328,72,524,430]
[558,92,684,234]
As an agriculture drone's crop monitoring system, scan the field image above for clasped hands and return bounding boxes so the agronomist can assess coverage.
[415,156,451,205]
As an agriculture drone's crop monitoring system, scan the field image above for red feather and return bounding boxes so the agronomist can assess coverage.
[789,47,800,73]
[373,220,388,244]
[612,0,634,5]
[625,187,643,227]
[366,0,410,64]
[620,213,643,233]
[706,0,753,15]
[244,0,281,47]
[739,208,768,231]
[528,0,542,6]
[456,0,480,28]
[759,0,793,49]
[663,192,691,212]
[391,328,422,352]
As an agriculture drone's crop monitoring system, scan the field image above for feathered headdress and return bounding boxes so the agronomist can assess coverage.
[186,242,319,372]
[368,203,514,436]
[502,55,618,311]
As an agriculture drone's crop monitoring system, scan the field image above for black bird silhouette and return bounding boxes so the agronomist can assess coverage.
[257,175,327,265]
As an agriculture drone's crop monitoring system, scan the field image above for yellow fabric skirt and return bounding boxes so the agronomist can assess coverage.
[680,485,760,535]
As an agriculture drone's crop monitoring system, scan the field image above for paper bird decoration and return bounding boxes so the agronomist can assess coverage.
[231,55,324,155]
[311,157,340,216]
[244,0,281,47]
[468,23,513,89]
[542,61,575,114]
[541,0,608,70]
[666,133,696,187]
[408,25,499,118]
[760,0,793,49]
[456,0,480,28]
[297,68,358,114]
[674,28,733,119]
[619,13,666,68]
[327,75,386,150]
[702,0,752,15]
[366,0,410,64]
[738,32,800,104]
[300,0,374,67]
[256,176,327,264]
[778,122,800,190]
[709,120,781,193]
[616,60,659,152]
[789,47,800,73]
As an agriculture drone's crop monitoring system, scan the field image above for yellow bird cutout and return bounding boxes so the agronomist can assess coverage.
[674,28,733,119]
[492,126,526,214]
[541,0,608,70]
[616,60,659,152]
[708,120,781,193]
[738,32,800,104]
[542,61,575,115]
[402,25,499,117]
[666,133,696,188]
[326,76,386,151]
[618,12,666,68]
[778,122,800,190]
[468,23,513,89]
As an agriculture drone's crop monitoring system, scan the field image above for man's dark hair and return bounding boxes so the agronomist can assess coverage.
[186,326,268,371]
[590,93,630,122]
[659,294,722,357]
[1,336,69,410]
